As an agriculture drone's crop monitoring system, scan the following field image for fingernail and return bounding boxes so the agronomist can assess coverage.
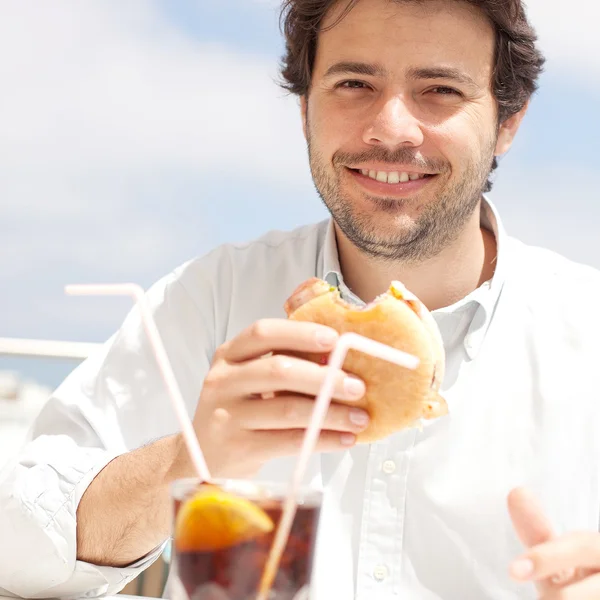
[340,433,356,446]
[344,376,365,398]
[349,409,370,427]
[315,328,338,347]
[511,558,534,580]
[551,569,575,585]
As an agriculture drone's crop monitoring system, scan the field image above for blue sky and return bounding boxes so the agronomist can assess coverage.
[159,0,285,54]
[1,0,599,388]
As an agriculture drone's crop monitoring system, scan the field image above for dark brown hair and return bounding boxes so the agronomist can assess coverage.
[279,0,545,123]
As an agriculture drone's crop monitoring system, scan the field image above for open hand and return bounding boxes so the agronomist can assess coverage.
[508,487,600,598]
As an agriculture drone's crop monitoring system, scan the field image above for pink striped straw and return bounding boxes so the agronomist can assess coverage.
[65,284,212,484]
[257,332,420,599]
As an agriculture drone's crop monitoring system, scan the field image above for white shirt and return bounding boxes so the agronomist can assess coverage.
[1,196,599,600]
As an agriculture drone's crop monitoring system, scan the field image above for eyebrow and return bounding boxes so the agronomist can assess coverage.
[407,67,479,88]
[322,62,479,88]
[323,61,387,79]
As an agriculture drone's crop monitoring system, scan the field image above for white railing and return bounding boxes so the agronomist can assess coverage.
[0,335,169,597]
[0,337,102,360]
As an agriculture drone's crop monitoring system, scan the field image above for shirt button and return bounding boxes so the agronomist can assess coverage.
[373,565,389,582]
[382,460,396,474]
[464,334,477,355]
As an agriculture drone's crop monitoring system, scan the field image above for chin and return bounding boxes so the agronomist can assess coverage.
[345,213,420,245]
[355,199,425,230]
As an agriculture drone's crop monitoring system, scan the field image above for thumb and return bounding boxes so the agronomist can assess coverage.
[507,486,555,548]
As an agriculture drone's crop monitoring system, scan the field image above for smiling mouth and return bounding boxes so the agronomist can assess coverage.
[348,168,435,184]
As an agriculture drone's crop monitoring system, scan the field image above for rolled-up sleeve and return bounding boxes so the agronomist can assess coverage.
[0,437,166,599]
[0,261,219,599]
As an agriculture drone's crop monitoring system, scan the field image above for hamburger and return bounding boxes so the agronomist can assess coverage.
[283,277,448,443]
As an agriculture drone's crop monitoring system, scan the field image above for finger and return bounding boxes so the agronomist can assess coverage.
[540,571,600,600]
[508,487,556,548]
[512,532,600,582]
[234,395,370,434]
[249,428,357,462]
[225,354,366,401]
[508,487,563,592]
[221,319,339,363]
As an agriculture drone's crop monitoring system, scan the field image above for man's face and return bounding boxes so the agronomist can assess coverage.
[303,0,521,262]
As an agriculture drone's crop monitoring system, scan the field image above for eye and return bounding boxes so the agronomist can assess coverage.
[337,80,370,90]
[429,86,462,96]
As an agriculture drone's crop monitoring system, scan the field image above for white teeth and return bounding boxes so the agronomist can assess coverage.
[357,169,428,184]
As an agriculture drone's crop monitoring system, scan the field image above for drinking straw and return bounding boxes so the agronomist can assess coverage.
[65,283,212,484]
[257,332,420,598]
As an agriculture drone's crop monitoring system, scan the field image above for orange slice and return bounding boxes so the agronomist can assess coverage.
[174,486,274,552]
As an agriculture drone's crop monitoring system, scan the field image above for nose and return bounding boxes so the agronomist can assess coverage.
[362,96,424,148]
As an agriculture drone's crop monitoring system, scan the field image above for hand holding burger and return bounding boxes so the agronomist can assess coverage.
[284,277,448,443]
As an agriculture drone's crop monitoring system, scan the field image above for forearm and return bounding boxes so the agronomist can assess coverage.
[76,433,191,567]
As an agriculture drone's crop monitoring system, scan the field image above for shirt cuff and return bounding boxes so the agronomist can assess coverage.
[1,443,167,600]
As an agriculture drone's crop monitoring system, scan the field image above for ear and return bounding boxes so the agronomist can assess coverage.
[300,95,308,140]
[495,102,529,156]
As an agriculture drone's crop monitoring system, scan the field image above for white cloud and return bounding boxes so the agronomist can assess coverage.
[0,1,310,194]
[0,0,315,340]
[524,0,600,79]
[491,162,600,271]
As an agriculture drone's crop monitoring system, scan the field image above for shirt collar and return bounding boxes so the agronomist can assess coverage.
[319,194,508,359]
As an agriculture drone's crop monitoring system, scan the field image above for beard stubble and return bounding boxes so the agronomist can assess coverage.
[307,131,496,265]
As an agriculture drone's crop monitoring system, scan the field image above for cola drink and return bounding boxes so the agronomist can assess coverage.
[170,479,322,600]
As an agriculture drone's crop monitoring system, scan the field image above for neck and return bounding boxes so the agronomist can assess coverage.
[335,203,497,312]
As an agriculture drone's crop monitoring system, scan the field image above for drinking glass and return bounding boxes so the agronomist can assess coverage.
[169,478,322,600]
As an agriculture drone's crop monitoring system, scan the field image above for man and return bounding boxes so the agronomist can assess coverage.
[1,0,600,598]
